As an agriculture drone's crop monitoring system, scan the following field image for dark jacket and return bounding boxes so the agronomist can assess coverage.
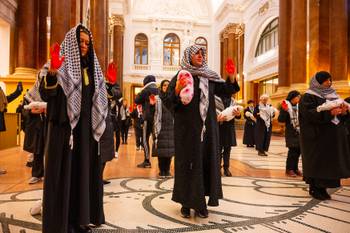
[134,83,159,123]
[100,110,115,163]
[299,93,350,180]
[243,107,255,145]
[278,107,300,148]
[0,86,22,132]
[253,105,274,151]
[218,81,241,147]
[163,74,239,210]
[130,109,144,129]
[153,95,175,158]
[107,83,122,131]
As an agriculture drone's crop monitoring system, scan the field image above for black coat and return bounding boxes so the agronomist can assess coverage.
[278,107,300,148]
[164,75,239,210]
[134,83,159,123]
[243,107,255,145]
[23,112,46,154]
[40,73,104,233]
[108,84,122,132]
[100,110,115,163]
[253,105,273,151]
[218,87,241,147]
[130,109,144,129]
[299,93,350,180]
[153,99,175,158]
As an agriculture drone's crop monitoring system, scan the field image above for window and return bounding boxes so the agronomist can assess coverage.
[258,76,279,97]
[163,33,180,66]
[255,18,278,57]
[195,37,208,59]
[134,33,148,65]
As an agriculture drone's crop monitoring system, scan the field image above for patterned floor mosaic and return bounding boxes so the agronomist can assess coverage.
[1,177,350,233]
[230,141,302,170]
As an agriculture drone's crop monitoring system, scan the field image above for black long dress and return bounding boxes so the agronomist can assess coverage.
[243,107,255,146]
[253,105,273,152]
[164,75,238,210]
[40,70,104,233]
[299,93,350,188]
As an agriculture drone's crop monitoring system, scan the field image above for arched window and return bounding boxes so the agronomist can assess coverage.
[134,33,148,65]
[163,33,180,66]
[195,37,207,50]
[255,18,279,57]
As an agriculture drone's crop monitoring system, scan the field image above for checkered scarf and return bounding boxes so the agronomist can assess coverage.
[181,44,224,141]
[25,64,49,103]
[55,24,107,142]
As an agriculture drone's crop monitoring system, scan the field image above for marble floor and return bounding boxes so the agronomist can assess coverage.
[0,130,349,233]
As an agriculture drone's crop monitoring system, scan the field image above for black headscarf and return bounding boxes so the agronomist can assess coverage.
[286,90,301,102]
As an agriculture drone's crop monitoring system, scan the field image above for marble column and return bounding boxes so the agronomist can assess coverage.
[37,0,49,69]
[15,0,38,74]
[278,0,291,88]
[51,0,71,45]
[330,0,348,81]
[318,0,330,72]
[112,15,125,90]
[222,36,228,79]
[70,0,81,28]
[290,0,307,87]
[90,0,108,73]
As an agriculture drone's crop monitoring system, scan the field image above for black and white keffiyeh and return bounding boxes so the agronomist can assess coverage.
[42,24,108,142]
[258,103,275,131]
[181,44,224,141]
[25,64,49,103]
[285,100,300,132]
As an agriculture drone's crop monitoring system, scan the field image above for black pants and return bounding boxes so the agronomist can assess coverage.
[286,147,301,171]
[143,121,153,160]
[221,146,231,169]
[158,157,171,172]
[115,129,120,152]
[121,120,129,143]
[32,152,44,178]
[134,127,143,148]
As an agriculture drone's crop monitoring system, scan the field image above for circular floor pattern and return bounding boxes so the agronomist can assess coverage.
[0,177,349,233]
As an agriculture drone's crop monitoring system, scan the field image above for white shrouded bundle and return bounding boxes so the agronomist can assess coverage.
[245,111,256,121]
[24,101,47,110]
[316,99,350,112]
[219,105,244,121]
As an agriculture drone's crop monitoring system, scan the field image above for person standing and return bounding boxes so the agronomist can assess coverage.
[278,90,302,177]
[243,100,256,147]
[153,80,175,178]
[254,94,276,156]
[0,82,23,175]
[107,82,122,158]
[135,75,159,168]
[163,45,239,218]
[216,82,241,177]
[120,99,130,144]
[130,104,144,151]
[40,24,107,233]
[299,71,350,200]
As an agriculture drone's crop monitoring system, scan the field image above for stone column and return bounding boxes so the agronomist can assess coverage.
[90,0,108,73]
[330,0,349,96]
[290,0,307,88]
[330,0,348,81]
[278,0,291,88]
[112,15,125,90]
[51,0,71,45]
[318,0,330,72]
[222,36,228,79]
[70,0,81,28]
[15,0,38,75]
[37,0,49,69]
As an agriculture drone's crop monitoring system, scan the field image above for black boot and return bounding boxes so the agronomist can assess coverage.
[224,168,232,177]
[195,208,208,218]
[309,186,327,200]
[180,206,190,218]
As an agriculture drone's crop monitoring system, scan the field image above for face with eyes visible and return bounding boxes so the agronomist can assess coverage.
[79,31,90,57]
[191,49,204,67]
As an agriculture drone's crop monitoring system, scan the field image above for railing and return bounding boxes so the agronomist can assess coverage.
[134,64,150,70]
[162,65,180,72]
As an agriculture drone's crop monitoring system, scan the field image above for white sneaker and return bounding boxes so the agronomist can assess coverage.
[27,153,34,162]
[28,177,41,184]
[29,200,42,216]
[114,152,119,159]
